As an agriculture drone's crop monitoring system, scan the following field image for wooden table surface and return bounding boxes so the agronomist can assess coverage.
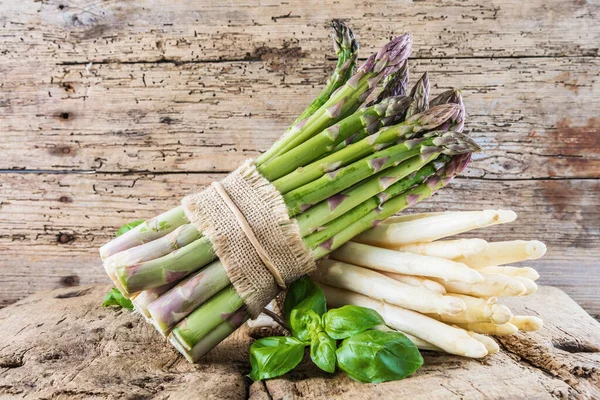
[0,1,599,316]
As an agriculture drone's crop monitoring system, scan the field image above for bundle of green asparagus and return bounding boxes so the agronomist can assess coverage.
[100,22,480,363]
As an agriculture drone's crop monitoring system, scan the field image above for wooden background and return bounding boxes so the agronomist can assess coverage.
[0,1,598,317]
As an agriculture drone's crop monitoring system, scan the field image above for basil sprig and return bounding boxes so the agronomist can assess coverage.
[248,277,424,383]
[102,287,134,310]
[116,219,145,237]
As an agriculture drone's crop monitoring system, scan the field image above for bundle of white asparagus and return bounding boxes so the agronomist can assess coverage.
[309,209,546,358]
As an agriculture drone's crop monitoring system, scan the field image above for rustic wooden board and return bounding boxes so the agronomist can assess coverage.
[0,285,598,399]
[1,57,599,178]
[1,0,599,63]
[1,173,598,316]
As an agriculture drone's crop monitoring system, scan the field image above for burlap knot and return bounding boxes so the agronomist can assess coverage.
[181,160,316,318]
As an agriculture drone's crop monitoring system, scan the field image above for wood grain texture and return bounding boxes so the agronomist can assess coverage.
[0,285,598,399]
[0,0,598,319]
[1,0,599,63]
[1,57,599,178]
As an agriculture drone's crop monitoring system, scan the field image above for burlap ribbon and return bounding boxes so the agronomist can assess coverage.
[181,161,316,318]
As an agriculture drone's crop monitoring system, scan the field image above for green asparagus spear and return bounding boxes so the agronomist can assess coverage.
[312,153,474,259]
[272,103,460,194]
[258,96,412,181]
[256,34,413,165]
[170,286,245,350]
[291,20,359,125]
[406,72,430,118]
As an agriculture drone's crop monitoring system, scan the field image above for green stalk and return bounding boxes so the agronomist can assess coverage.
[302,155,445,248]
[147,261,231,334]
[255,34,413,165]
[283,137,441,215]
[332,61,411,153]
[297,153,440,237]
[272,103,459,195]
[104,224,201,268]
[291,20,359,125]
[258,96,411,181]
[114,236,216,295]
[170,286,245,351]
[170,308,249,363]
[406,72,430,118]
[312,153,474,259]
[100,206,189,260]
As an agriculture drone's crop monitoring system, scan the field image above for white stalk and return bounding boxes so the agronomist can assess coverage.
[320,284,488,358]
[452,322,519,336]
[426,294,513,324]
[356,210,516,246]
[315,259,466,315]
[331,242,483,284]
[432,273,527,298]
[391,238,489,260]
[510,316,543,332]
[477,266,540,281]
[457,240,547,268]
[381,272,447,294]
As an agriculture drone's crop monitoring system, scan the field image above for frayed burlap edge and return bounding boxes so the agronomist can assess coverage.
[181,160,316,317]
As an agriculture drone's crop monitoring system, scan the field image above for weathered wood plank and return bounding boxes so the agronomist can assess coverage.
[1,285,597,398]
[1,0,599,63]
[2,57,599,178]
[1,173,598,316]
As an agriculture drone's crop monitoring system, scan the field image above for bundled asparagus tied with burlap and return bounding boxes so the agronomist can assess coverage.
[100,22,480,362]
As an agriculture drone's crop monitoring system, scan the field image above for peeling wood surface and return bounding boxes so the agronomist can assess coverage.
[0,0,599,318]
[0,285,598,399]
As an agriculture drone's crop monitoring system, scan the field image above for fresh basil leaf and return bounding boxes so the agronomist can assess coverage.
[290,309,321,342]
[116,220,145,237]
[336,330,423,383]
[322,305,384,340]
[102,288,134,310]
[248,336,306,381]
[284,276,326,322]
[310,331,337,373]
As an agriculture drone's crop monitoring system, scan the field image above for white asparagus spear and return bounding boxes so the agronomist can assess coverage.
[381,272,447,294]
[426,294,513,324]
[453,322,519,336]
[513,277,538,295]
[456,240,547,268]
[391,239,489,260]
[510,316,543,332]
[382,210,517,226]
[465,331,499,354]
[332,242,483,284]
[320,284,488,358]
[477,266,540,281]
[375,325,443,352]
[315,259,466,315]
[382,212,445,224]
[432,273,527,298]
[355,210,516,246]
